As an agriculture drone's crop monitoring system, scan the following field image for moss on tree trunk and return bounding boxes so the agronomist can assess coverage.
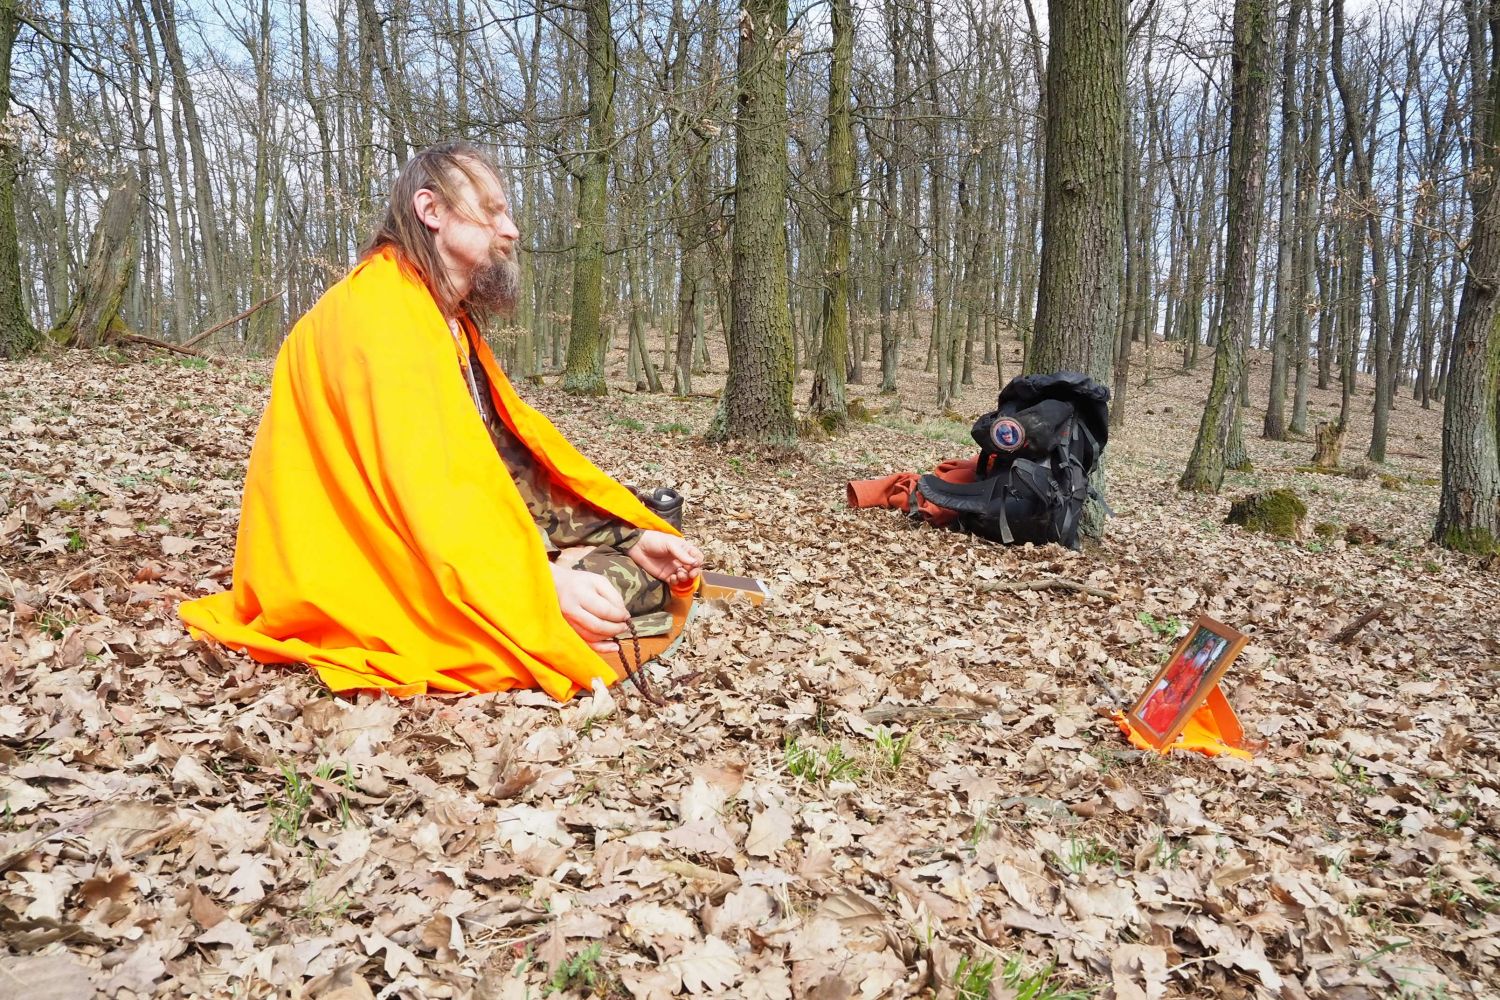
[808,0,853,428]
[1180,0,1272,493]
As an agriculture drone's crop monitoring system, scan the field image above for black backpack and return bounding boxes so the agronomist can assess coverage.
[916,372,1111,550]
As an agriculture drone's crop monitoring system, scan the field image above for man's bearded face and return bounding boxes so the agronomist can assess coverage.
[468,240,520,315]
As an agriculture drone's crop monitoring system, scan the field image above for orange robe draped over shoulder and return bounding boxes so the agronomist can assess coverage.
[178,248,680,700]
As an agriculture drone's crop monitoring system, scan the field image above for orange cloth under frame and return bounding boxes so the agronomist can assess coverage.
[178,248,682,701]
[846,457,979,527]
[1114,686,1253,760]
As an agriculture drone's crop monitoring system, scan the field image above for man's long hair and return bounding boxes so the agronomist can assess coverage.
[361,141,508,322]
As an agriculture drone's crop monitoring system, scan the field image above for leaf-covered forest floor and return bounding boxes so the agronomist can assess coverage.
[2,334,1497,1000]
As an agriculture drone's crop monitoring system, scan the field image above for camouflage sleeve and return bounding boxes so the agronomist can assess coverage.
[545,496,643,551]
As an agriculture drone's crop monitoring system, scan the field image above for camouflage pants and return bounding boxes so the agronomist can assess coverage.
[558,545,670,631]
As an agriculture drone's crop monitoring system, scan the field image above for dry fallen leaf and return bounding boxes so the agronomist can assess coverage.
[744,804,795,858]
[665,935,743,994]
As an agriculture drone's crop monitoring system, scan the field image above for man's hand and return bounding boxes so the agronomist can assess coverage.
[628,530,704,588]
[551,563,629,651]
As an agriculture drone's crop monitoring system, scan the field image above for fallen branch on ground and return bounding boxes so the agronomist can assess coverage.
[123,333,208,359]
[180,290,285,350]
[1328,603,1392,644]
[1091,669,1127,711]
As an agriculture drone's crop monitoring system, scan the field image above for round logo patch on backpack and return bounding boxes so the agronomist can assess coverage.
[991,417,1026,452]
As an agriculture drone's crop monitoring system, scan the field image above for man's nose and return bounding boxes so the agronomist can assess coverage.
[496,212,520,241]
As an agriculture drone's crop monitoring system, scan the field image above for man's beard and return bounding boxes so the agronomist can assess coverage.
[467,244,520,316]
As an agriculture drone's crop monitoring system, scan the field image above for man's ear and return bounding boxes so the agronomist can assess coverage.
[413,188,442,232]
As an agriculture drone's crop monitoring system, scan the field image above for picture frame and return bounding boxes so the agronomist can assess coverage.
[1126,613,1249,750]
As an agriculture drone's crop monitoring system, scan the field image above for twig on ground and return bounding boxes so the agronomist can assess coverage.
[862,704,992,725]
[1328,603,1392,644]
[1091,669,1127,711]
[977,576,1118,601]
[0,807,105,873]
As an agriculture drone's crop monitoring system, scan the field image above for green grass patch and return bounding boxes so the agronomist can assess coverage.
[874,413,975,446]
[955,952,1095,1000]
[1136,612,1182,640]
[784,735,864,784]
[547,942,605,995]
[874,725,915,772]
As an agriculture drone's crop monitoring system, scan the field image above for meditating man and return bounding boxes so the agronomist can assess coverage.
[180,141,702,699]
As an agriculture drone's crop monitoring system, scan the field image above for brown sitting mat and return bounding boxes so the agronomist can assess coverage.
[598,580,696,681]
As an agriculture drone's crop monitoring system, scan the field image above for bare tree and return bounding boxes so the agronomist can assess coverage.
[1434,0,1500,554]
[1181,0,1273,492]
[808,0,853,427]
[0,0,38,358]
[711,0,794,443]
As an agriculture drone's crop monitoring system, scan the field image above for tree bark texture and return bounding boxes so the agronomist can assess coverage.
[1264,0,1303,440]
[713,0,795,444]
[1027,0,1123,387]
[1181,0,1272,493]
[49,177,141,349]
[0,0,38,358]
[147,0,230,321]
[1434,1,1500,554]
[1331,0,1396,463]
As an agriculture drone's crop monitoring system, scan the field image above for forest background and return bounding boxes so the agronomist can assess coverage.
[1,0,1498,553]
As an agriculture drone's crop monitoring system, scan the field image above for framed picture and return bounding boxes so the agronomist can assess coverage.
[1127,614,1249,750]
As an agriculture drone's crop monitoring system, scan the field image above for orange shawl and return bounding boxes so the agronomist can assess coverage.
[179,249,681,700]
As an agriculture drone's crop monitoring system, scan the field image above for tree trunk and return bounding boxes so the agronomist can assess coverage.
[878,154,898,393]
[49,178,141,349]
[1290,0,1329,436]
[711,0,795,444]
[147,0,230,322]
[1027,0,1124,537]
[924,0,954,410]
[1310,419,1347,469]
[246,0,276,352]
[353,0,408,164]
[1264,0,1304,440]
[1028,0,1123,384]
[49,0,73,327]
[562,0,616,396]
[0,0,39,358]
[1113,122,1138,430]
[809,0,853,427]
[627,245,661,392]
[1332,0,1396,463]
[1434,0,1500,554]
[1181,0,1273,493]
